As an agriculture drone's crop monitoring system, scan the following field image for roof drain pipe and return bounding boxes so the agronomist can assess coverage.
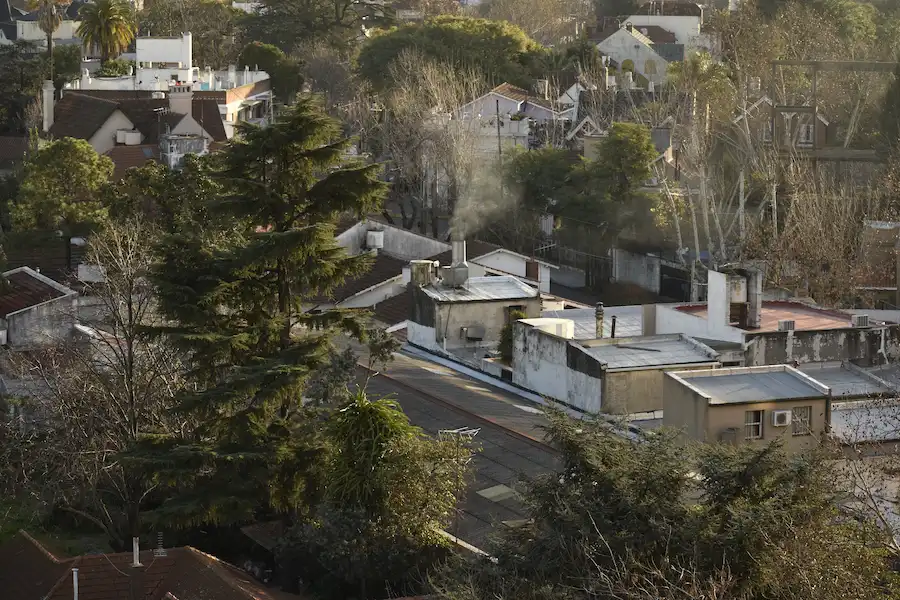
[73,567,79,600]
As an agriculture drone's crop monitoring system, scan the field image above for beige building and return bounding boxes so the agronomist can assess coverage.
[663,365,831,452]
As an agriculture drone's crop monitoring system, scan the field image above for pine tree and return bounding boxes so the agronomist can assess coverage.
[134,96,387,527]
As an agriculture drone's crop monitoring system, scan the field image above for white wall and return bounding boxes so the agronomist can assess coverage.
[339,277,405,309]
[625,14,703,48]
[473,251,551,293]
[88,110,135,154]
[338,221,450,261]
[512,321,604,412]
[612,248,660,293]
[655,305,745,343]
[137,34,192,67]
[408,321,441,353]
[17,21,80,42]
[596,29,668,83]
[706,270,728,330]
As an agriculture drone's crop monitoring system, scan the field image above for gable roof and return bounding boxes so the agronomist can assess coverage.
[490,83,556,112]
[373,290,411,326]
[632,24,676,44]
[0,532,304,600]
[105,144,160,180]
[193,98,227,141]
[427,239,502,267]
[325,253,408,303]
[0,267,75,317]
[49,93,123,141]
[118,99,186,143]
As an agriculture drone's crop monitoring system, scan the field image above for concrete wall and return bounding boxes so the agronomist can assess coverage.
[407,321,440,353]
[706,270,728,330]
[612,248,660,294]
[337,221,450,261]
[655,305,745,343]
[472,251,551,293]
[436,296,541,351]
[512,321,603,412]
[87,110,134,155]
[706,398,828,452]
[7,296,76,349]
[339,277,405,309]
[136,34,192,67]
[744,326,900,366]
[662,373,708,440]
[604,363,717,414]
[17,21,79,42]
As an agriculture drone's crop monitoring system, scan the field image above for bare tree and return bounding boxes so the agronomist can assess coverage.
[0,221,189,551]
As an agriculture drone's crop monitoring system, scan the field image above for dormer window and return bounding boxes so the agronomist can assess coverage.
[798,123,814,148]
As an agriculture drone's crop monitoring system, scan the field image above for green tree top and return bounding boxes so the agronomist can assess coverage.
[238,41,303,103]
[77,0,137,64]
[14,137,112,233]
[357,15,544,91]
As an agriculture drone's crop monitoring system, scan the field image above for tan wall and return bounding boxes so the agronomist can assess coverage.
[605,363,718,414]
[662,374,708,440]
[706,398,827,452]
[88,110,135,155]
[436,297,541,351]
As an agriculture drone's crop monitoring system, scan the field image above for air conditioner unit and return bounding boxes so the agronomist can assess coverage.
[851,314,869,328]
[772,410,792,427]
[777,319,795,332]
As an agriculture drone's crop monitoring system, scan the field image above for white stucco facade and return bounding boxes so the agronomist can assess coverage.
[16,20,80,43]
[88,110,135,155]
[596,29,668,83]
[624,14,713,51]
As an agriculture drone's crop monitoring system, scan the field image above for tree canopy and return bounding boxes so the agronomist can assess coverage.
[77,0,136,63]
[357,15,544,91]
[239,41,303,103]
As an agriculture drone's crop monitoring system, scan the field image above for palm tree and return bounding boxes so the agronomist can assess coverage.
[77,0,136,64]
[28,0,65,80]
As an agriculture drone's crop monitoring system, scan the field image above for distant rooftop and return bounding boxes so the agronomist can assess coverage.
[677,300,868,333]
[0,267,75,318]
[580,334,718,370]
[541,305,644,339]
[421,276,538,303]
[800,362,895,398]
[669,366,828,405]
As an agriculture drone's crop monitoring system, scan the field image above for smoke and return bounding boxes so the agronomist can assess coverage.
[449,158,521,240]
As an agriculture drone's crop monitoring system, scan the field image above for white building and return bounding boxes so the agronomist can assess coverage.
[625,1,714,52]
[595,26,669,84]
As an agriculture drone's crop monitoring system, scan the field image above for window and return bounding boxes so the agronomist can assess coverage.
[798,124,814,147]
[745,410,763,440]
[792,406,811,436]
[645,59,657,75]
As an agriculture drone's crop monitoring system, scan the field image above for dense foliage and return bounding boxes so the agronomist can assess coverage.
[77,0,137,63]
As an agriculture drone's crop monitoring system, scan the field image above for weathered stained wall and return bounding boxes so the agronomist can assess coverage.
[7,296,76,349]
[662,373,708,440]
[604,364,716,414]
[706,398,828,452]
[512,321,603,412]
[744,326,900,366]
[436,296,541,351]
[612,248,660,294]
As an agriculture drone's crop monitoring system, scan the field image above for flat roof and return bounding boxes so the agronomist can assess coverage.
[677,301,857,333]
[581,335,718,370]
[421,275,538,303]
[541,305,643,339]
[670,367,827,404]
[799,363,894,398]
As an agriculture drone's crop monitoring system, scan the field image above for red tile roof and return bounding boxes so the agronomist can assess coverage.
[326,253,408,303]
[0,532,305,600]
[491,83,556,112]
[105,144,161,180]
[0,268,72,317]
[373,289,411,325]
[49,93,121,141]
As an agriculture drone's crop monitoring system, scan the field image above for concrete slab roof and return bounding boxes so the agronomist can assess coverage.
[541,305,644,339]
[580,334,718,370]
[421,276,538,303]
[677,301,858,332]
[800,362,894,398]
[669,366,829,405]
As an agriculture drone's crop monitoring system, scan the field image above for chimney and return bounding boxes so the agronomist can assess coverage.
[72,568,79,600]
[595,302,604,338]
[181,32,192,69]
[745,267,763,328]
[132,536,142,567]
[168,82,193,116]
[447,231,469,288]
[42,80,55,133]
[611,315,617,338]
[243,64,250,86]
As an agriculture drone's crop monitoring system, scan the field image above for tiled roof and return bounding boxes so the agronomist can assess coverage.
[0,135,27,163]
[634,24,677,44]
[0,531,72,600]
[427,239,502,267]
[373,289,411,325]
[118,99,185,143]
[193,98,227,141]
[0,533,305,600]
[49,93,121,141]
[105,144,160,180]
[0,268,72,317]
[326,253,407,303]
[491,83,556,111]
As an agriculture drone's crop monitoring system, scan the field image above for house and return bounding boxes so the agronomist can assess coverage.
[663,364,830,451]
[594,24,672,84]
[407,241,542,356]
[732,94,833,150]
[44,82,222,160]
[0,530,303,600]
[625,1,712,52]
[512,317,720,413]
[64,32,272,137]
[0,266,77,349]
[0,0,85,47]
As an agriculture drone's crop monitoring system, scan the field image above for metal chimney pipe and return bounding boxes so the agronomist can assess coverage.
[132,537,142,567]
[611,315,617,339]
[73,568,79,600]
[595,303,604,338]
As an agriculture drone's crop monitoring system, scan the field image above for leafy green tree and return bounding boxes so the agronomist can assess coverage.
[0,41,46,134]
[52,45,82,92]
[28,0,65,80]
[77,0,137,64]
[357,15,543,91]
[132,96,387,529]
[13,137,112,232]
[95,58,133,77]
[139,0,244,68]
[434,413,894,600]
[239,41,302,102]
[279,389,469,599]
[503,147,581,215]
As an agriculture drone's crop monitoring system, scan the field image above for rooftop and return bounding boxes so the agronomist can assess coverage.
[677,300,862,332]
[373,290,411,326]
[324,253,407,303]
[105,144,160,180]
[541,305,644,339]
[580,334,718,370]
[0,267,75,317]
[668,366,828,405]
[421,276,538,303]
[799,362,895,398]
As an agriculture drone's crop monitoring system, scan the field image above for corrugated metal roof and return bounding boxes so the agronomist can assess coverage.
[581,335,716,370]
[421,276,537,302]
[677,370,825,404]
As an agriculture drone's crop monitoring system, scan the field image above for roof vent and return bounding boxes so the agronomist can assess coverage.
[777,319,795,332]
[366,229,384,250]
[851,314,869,328]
